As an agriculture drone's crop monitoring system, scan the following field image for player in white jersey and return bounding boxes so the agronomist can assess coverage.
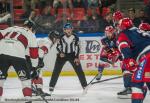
[0,29,5,40]
[26,31,60,96]
[0,20,39,103]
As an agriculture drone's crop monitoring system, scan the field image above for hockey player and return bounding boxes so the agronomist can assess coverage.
[49,23,88,94]
[96,26,120,80]
[138,22,150,91]
[139,22,150,32]
[112,11,133,98]
[113,11,124,28]
[117,18,150,103]
[0,20,39,103]
[0,30,4,40]
[31,30,60,96]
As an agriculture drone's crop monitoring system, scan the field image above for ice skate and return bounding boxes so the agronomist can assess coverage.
[117,87,132,99]
[96,72,102,81]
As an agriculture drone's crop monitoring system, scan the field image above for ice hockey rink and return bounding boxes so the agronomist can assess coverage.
[1,76,150,103]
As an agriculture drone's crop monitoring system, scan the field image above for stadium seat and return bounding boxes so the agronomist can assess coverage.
[87,7,100,16]
[0,24,9,29]
[57,8,71,20]
[14,9,25,15]
[102,7,111,16]
[50,8,55,16]
[72,8,85,20]
[13,0,23,8]
[14,9,25,19]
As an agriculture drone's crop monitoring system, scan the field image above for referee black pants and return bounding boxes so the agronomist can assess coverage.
[49,53,87,88]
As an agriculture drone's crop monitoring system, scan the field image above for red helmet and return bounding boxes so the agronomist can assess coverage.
[113,11,123,22]
[139,23,150,31]
[118,18,133,30]
[105,26,115,34]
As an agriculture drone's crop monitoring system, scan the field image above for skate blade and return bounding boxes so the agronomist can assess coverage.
[117,94,131,99]
[82,84,92,95]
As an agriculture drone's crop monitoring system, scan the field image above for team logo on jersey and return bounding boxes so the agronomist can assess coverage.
[86,40,100,53]
[110,41,115,47]
[135,59,146,80]
[18,70,26,80]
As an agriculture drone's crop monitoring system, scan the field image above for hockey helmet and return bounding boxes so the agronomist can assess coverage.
[118,18,133,30]
[113,11,124,22]
[48,30,60,40]
[63,23,73,29]
[24,19,37,31]
[139,23,150,31]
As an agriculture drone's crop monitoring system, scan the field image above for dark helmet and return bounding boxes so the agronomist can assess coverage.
[48,30,60,40]
[63,23,73,29]
[23,19,37,31]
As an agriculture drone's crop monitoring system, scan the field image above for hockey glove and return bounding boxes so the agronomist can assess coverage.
[123,58,138,72]
[30,67,40,79]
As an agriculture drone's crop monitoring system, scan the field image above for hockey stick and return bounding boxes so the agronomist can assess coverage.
[91,75,123,85]
[31,85,49,103]
[87,73,99,86]
[82,74,99,95]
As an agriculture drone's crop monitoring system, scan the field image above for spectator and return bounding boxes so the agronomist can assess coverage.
[72,0,87,12]
[72,0,87,14]
[23,0,47,11]
[22,0,49,20]
[98,12,113,32]
[101,0,117,7]
[54,14,71,33]
[144,0,150,18]
[88,0,100,8]
[22,0,33,16]
[127,8,141,27]
[137,9,150,24]
[34,5,56,34]
[89,14,100,32]
[53,0,73,16]
[78,14,100,33]
[0,0,11,24]
[21,0,33,20]
[28,9,38,21]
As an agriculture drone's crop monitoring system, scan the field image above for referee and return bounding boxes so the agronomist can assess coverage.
[49,23,87,93]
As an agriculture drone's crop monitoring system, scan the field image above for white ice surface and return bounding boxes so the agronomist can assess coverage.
[1,76,150,103]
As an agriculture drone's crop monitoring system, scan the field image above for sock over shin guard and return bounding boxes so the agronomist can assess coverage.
[32,77,43,89]
[123,71,132,88]
[22,80,32,97]
[0,79,5,98]
[98,66,104,73]
[132,87,144,103]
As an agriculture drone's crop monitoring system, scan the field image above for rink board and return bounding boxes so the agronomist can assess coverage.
[8,33,122,77]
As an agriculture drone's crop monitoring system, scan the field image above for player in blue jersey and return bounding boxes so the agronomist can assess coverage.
[117,18,150,103]
[96,26,121,80]
[112,11,133,98]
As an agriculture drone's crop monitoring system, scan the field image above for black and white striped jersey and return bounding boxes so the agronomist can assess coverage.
[57,33,80,57]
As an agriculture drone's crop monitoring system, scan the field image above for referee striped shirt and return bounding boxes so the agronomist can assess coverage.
[57,33,80,57]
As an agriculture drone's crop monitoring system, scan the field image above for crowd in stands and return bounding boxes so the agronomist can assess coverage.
[0,0,11,25]
[0,0,150,34]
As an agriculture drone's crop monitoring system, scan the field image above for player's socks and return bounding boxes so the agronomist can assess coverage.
[96,66,104,81]
[131,87,144,103]
[142,86,147,99]
[0,87,3,100]
[132,99,143,103]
